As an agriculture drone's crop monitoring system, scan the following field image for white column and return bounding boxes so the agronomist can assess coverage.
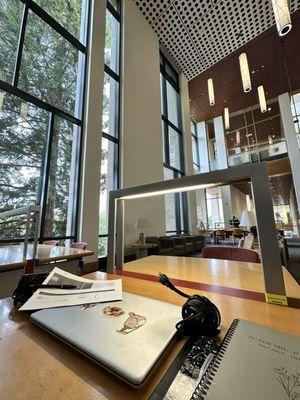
[213,115,228,170]
[197,121,210,173]
[180,73,198,234]
[196,122,209,228]
[196,189,208,228]
[213,116,232,227]
[78,0,106,262]
[278,92,300,210]
[122,0,165,246]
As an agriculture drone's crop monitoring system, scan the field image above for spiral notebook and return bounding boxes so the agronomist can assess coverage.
[191,319,300,400]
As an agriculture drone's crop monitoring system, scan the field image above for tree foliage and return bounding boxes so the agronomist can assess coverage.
[0,0,86,239]
[0,0,114,252]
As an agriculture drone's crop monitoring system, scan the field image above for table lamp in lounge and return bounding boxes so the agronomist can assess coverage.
[135,218,154,244]
[239,210,256,230]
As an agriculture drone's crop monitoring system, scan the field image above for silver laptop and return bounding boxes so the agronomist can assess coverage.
[31,292,182,386]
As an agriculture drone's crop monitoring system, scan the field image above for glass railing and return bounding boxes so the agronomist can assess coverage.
[228,140,288,167]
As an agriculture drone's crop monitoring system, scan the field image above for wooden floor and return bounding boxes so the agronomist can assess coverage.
[122,255,300,301]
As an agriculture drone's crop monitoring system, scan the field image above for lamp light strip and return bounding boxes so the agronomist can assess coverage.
[119,183,221,200]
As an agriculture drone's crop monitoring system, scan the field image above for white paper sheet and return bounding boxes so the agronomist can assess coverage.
[19,267,123,311]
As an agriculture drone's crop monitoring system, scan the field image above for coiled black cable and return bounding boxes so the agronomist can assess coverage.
[158,273,221,337]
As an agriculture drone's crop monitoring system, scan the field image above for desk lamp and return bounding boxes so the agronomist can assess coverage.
[135,218,154,244]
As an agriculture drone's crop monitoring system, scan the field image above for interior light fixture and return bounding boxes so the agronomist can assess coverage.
[239,53,252,93]
[236,131,241,146]
[258,85,267,113]
[224,107,230,130]
[207,78,215,106]
[119,183,221,200]
[271,0,292,36]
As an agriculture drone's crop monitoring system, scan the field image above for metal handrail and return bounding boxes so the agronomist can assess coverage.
[0,205,40,261]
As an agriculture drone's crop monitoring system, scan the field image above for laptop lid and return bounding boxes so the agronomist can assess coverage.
[31,292,182,386]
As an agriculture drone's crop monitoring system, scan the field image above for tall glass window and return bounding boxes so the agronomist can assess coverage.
[207,121,217,171]
[206,188,224,229]
[290,92,300,148]
[99,1,121,257]
[225,101,287,167]
[191,118,200,173]
[160,52,187,234]
[0,0,89,243]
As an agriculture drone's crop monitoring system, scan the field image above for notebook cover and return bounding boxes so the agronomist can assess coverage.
[192,319,300,400]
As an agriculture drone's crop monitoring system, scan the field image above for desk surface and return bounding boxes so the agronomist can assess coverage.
[0,244,94,272]
[0,257,300,400]
[122,255,300,301]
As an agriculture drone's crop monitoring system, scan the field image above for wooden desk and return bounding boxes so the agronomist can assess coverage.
[122,256,300,302]
[0,259,299,400]
[0,244,94,273]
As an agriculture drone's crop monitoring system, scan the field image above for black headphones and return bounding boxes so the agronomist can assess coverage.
[158,273,221,337]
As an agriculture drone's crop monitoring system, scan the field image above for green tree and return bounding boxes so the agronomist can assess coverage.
[0,0,113,244]
[0,0,86,239]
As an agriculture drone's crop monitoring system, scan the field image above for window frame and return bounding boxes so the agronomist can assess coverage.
[98,0,122,256]
[191,117,200,172]
[225,102,286,163]
[160,51,188,235]
[0,0,91,243]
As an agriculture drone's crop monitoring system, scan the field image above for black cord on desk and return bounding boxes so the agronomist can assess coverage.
[158,273,221,337]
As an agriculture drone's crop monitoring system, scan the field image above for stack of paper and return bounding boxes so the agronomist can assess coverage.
[20,267,122,311]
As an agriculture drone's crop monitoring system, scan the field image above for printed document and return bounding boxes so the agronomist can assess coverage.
[20,267,122,311]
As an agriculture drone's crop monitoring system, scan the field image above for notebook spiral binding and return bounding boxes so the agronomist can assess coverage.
[191,319,240,400]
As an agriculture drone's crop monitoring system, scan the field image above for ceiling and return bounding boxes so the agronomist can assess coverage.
[133,0,300,81]
[234,159,293,206]
[189,9,300,122]
[235,174,292,205]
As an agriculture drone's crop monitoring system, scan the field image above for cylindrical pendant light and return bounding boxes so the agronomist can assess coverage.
[271,0,292,36]
[236,131,241,146]
[268,135,273,145]
[239,53,251,93]
[224,107,230,130]
[207,78,215,106]
[258,85,267,113]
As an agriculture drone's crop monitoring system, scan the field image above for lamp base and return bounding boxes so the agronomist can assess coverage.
[138,232,145,244]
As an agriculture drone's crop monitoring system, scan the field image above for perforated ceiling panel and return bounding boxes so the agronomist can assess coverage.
[133,0,300,80]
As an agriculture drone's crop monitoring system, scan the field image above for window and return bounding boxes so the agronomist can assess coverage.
[191,118,200,173]
[160,52,188,234]
[226,101,288,167]
[290,92,300,148]
[99,1,121,257]
[206,188,224,229]
[207,121,217,170]
[0,0,89,243]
